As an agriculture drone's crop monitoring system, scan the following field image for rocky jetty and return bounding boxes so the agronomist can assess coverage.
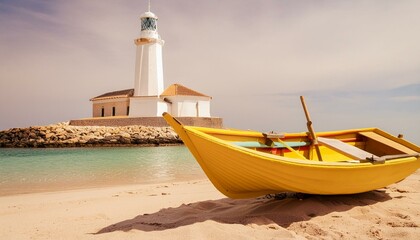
[0,122,182,148]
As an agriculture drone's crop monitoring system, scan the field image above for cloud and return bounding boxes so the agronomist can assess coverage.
[391,96,420,102]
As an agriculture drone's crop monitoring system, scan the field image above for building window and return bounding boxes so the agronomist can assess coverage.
[127,106,130,115]
[112,107,116,116]
[101,107,105,117]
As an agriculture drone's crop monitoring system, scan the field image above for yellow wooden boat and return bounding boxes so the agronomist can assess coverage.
[163,113,420,199]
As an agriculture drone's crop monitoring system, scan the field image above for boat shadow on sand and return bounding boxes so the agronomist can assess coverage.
[95,190,391,234]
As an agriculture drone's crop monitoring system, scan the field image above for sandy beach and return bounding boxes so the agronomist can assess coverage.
[1,170,419,239]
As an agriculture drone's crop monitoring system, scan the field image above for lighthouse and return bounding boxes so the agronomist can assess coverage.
[133,9,164,96]
[88,4,221,127]
[129,6,168,117]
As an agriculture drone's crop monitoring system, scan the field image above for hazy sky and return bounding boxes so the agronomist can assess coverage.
[1,0,419,143]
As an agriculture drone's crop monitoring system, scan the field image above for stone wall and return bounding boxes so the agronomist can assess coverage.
[69,116,223,128]
[0,123,182,148]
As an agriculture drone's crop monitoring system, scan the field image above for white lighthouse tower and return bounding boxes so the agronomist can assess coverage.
[134,7,164,96]
[129,3,168,117]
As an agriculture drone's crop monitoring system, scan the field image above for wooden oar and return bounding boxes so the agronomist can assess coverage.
[300,96,323,161]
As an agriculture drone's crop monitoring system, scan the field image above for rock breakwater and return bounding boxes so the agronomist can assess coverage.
[0,122,182,148]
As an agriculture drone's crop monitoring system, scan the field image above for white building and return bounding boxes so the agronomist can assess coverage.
[91,7,212,119]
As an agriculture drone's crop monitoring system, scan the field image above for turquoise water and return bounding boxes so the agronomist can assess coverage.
[0,146,205,196]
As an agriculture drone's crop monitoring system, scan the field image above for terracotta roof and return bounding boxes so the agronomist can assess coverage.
[160,84,210,98]
[91,84,210,101]
[90,89,134,101]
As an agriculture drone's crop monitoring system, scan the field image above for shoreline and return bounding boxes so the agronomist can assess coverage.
[0,178,209,198]
[0,174,208,197]
[0,170,419,239]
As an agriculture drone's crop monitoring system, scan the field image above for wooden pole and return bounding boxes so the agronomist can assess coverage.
[300,96,323,161]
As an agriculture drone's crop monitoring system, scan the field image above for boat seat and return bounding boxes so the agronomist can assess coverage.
[358,132,417,154]
[232,141,309,149]
[317,137,378,160]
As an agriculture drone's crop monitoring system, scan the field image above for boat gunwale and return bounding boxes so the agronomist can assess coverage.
[186,126,420,152]
[184,126,420,168]
[186,126,378,139]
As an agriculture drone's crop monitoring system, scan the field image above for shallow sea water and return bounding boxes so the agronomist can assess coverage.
[0,146,205,196]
